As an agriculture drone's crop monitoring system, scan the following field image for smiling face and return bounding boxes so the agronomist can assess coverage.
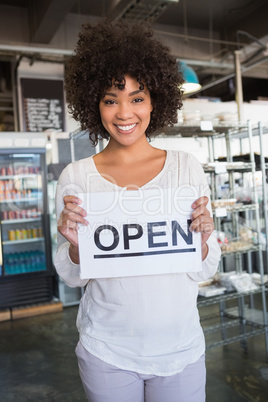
[99,75,153,148]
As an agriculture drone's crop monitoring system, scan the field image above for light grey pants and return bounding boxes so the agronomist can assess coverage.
[75,341,206,402]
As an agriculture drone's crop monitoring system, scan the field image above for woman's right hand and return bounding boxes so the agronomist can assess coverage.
[57,195,88,263]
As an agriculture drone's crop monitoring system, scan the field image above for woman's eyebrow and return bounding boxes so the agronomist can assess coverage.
[129,90,147,96]
[104,92,117,97]
[103,90,147,97]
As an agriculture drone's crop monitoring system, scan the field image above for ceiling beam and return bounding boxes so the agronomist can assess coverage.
[107,0,178,22]
[28,0,77,44]
[194,55,268,94]
[223,0,268,44]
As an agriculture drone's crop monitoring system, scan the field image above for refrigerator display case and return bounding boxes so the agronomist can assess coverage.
[0,133,54,308]
[47,130,99,306]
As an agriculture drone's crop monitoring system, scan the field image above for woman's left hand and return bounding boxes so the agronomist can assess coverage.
[190,196,214,260]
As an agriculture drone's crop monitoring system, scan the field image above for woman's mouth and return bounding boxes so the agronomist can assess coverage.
[115,123,137,132]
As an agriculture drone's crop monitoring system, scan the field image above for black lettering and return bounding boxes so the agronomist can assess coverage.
[147,221,168,248]
[172,219,193,245]
[94,225,119,251]
[123,224,143,249]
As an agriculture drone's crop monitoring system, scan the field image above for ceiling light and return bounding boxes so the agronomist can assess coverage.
[179,61,202,94]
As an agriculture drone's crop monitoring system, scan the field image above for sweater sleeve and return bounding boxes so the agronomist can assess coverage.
[54,162,89,288]
[186,153,221,282]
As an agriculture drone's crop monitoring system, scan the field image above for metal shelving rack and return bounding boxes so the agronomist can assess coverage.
[159,121,268,357]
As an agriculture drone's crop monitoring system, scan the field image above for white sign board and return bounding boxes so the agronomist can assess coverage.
[78,187,202,279]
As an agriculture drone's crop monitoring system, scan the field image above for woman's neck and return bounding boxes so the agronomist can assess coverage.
[100,136,154,164]
[93,136,167,189]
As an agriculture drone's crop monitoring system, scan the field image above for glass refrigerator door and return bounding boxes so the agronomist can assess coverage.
[0,152,47,276]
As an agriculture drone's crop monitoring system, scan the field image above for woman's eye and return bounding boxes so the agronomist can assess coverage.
[133,98,144,103]
[104,99,115,105]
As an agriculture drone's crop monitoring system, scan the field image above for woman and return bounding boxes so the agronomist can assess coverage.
[55,19,221,402]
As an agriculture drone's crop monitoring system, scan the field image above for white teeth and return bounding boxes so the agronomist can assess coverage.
[117,124,136,131]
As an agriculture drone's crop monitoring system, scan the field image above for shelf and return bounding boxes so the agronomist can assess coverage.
[0,196,42,203]
[156,123,268,140]
[229,125,268,140]
[4,267,47,276]
[1,217,42,224]
[212,204,257,214]
[0,174,39,180]
[201,304,267,350]
[155,123,248,138]
[203,162,253,173]
[223,204,257,212]
[225,306,267,326]
[197,288,265,307]
[202,318,241,334]
[221,244,262,256]
[0,107,13,112]
[0,92,12,100]
[2,237,44,245]
[205,327,266,350]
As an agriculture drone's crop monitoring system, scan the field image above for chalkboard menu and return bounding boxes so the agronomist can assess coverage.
[20,78,65,132]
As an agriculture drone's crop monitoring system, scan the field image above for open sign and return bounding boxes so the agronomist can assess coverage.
[78,188,202,279]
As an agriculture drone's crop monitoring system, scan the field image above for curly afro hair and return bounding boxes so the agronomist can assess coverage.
[65,19,184,145]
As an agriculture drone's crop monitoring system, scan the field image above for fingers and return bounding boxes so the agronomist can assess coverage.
[57,216,77,237]
[190,215,214,247]
[63,219,78,230]
[57,195,88,246]
[191,204,210,221]
[190,215,214,234]
[61,209,88,226]
[191,196,210,220]
[63,195,82,205]
[58,207,89,232]
[190,196,214,244]
[191,196,208,210]
[63,195,87,217]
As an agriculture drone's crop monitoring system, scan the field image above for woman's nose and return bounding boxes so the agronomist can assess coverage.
[115,103,133,120]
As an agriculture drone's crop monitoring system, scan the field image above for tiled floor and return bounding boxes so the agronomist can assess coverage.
[0,305,267,401]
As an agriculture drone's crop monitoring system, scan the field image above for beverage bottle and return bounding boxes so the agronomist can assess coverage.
[9,254,14,275]
[4,254,9,275]
[25,251,31,273]
[36,250,41,271]
[19,252,26,273]
[40,251,45,271]
[30,251,37,272]
[13,252,19,274]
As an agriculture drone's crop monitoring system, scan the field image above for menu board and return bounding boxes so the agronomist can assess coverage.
[20,78,65,132]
